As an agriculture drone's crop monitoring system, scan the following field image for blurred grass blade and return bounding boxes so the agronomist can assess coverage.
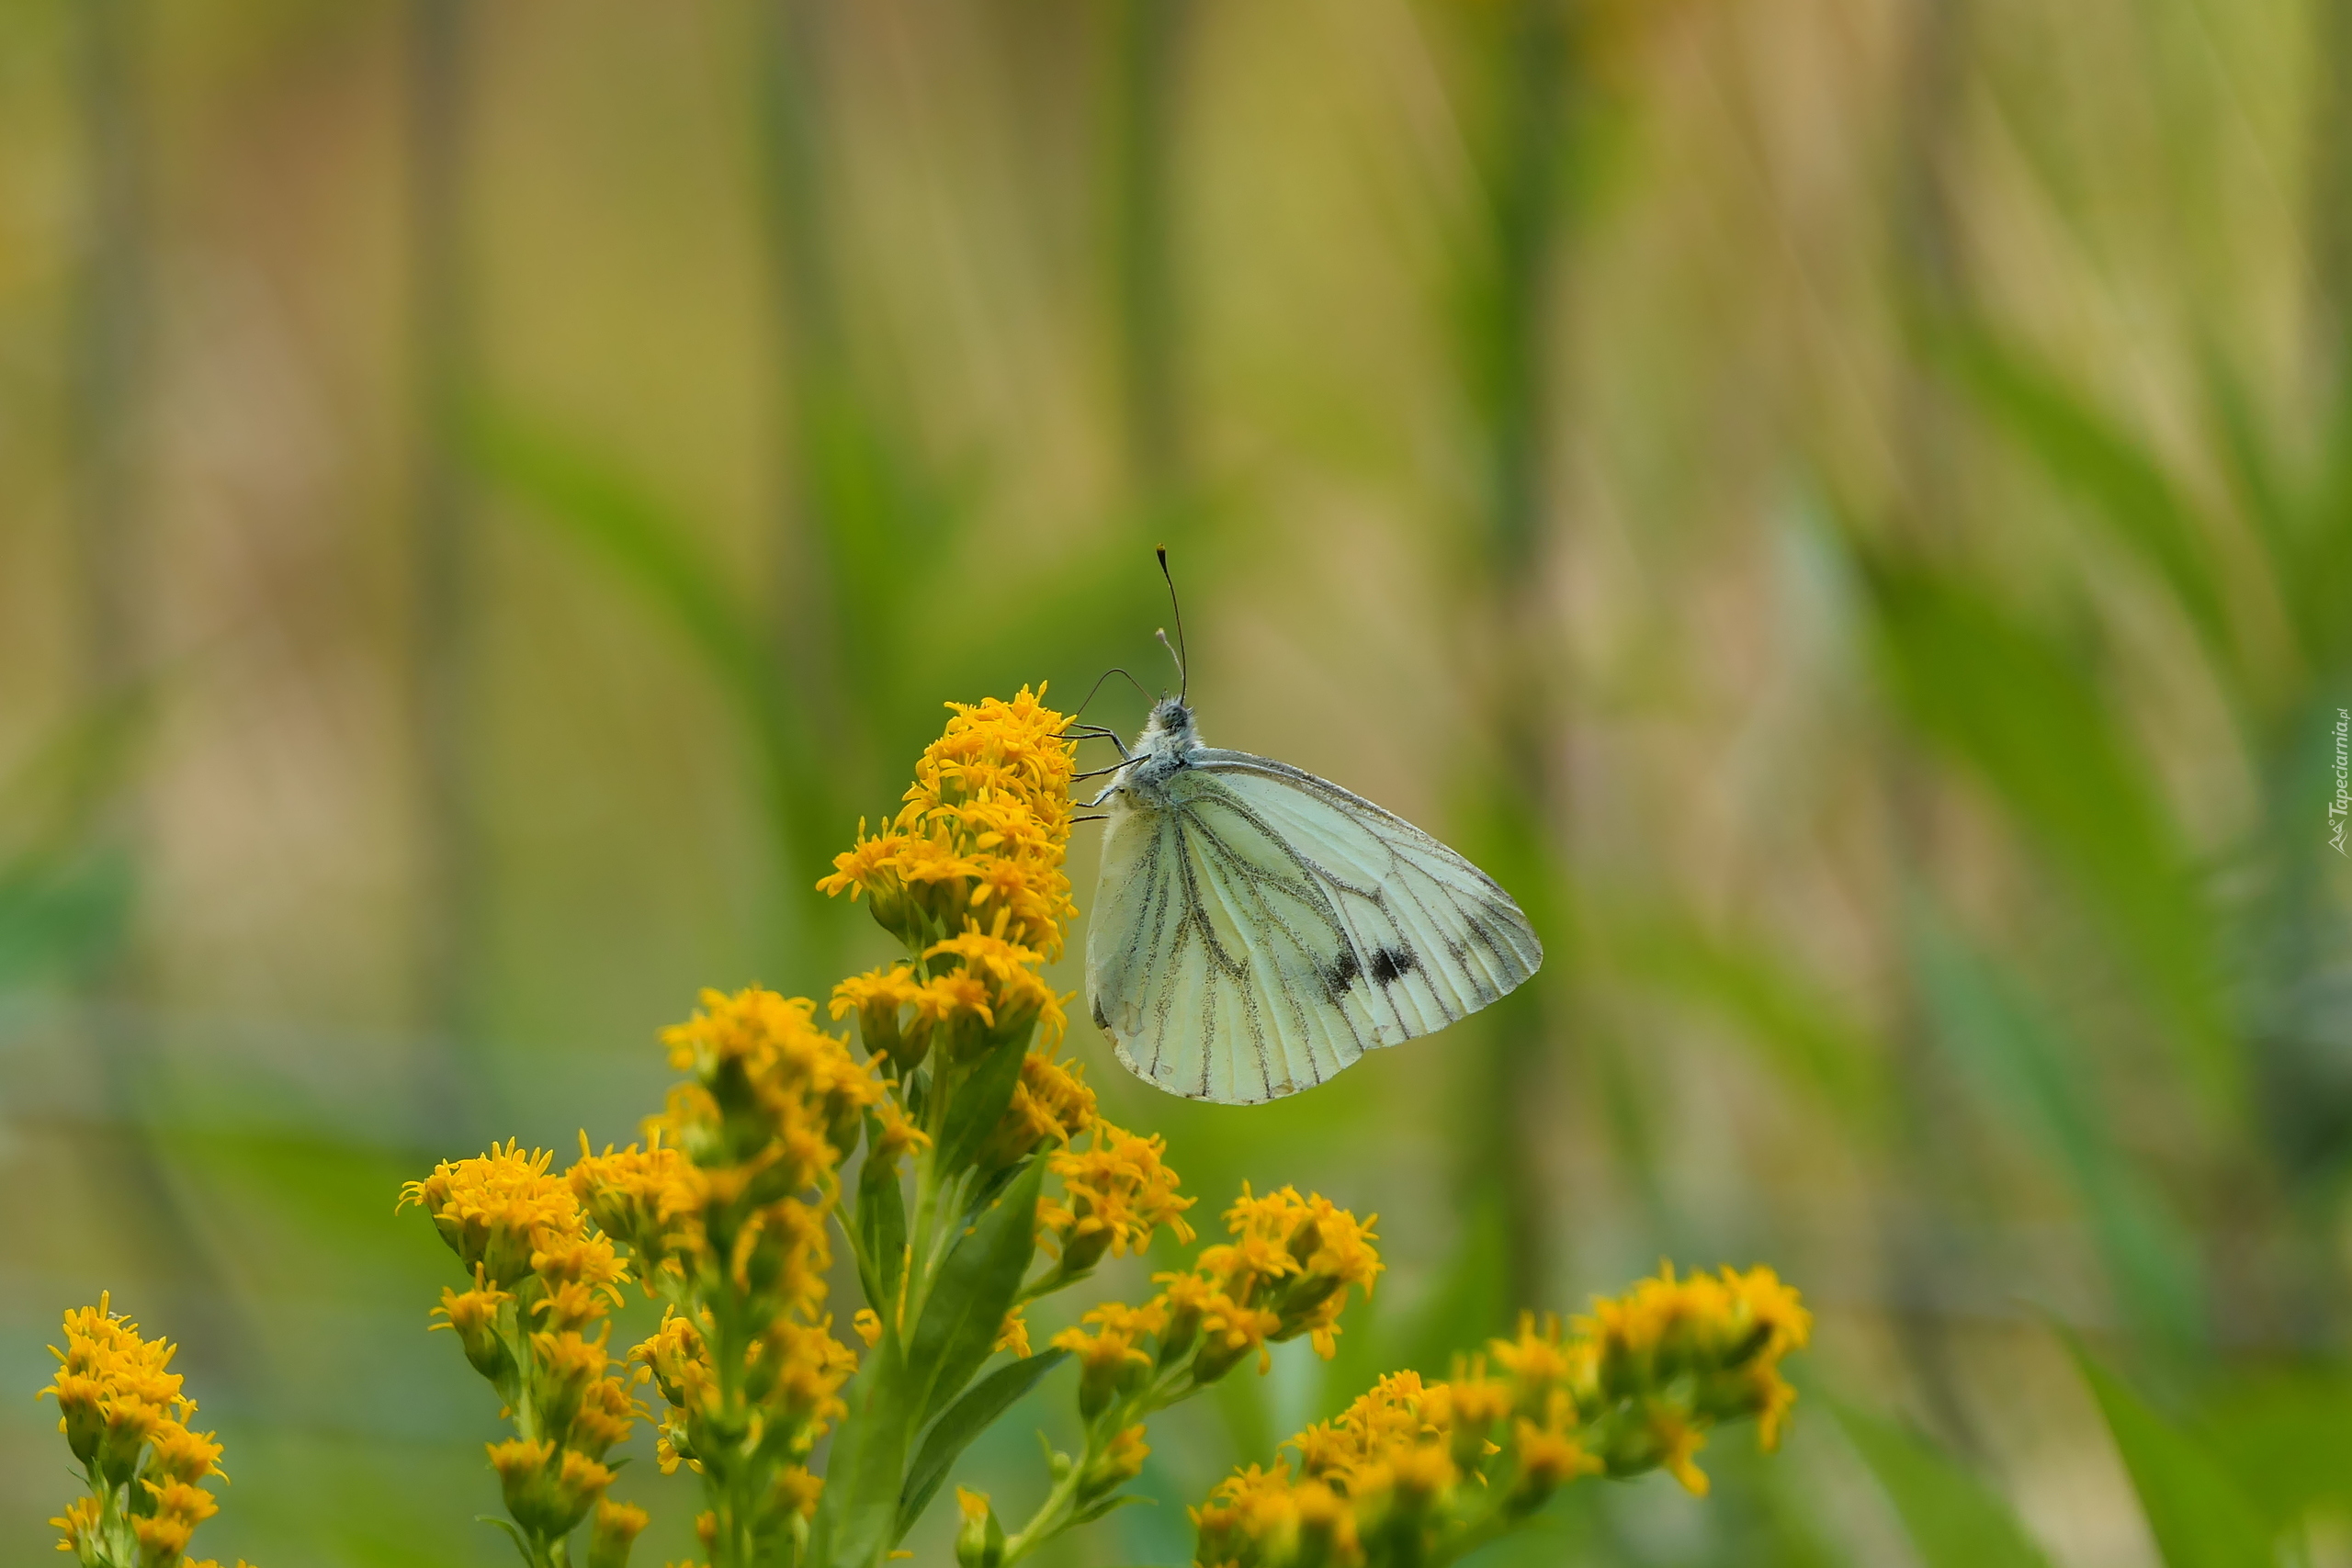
[1611,910,1885,1137]
[461,401,786,730]
[2070,1339,2273,1568]
[1932,321,2242,690]
[2197,347,2314,671]
[1858,554,2233,1117]
[1909,908,2204,1352]
[1833,1401,2052,1568]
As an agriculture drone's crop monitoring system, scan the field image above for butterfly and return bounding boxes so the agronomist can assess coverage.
[1072,553,1544,1104]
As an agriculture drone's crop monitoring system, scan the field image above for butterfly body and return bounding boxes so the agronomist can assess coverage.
[1085,695,1544,1105]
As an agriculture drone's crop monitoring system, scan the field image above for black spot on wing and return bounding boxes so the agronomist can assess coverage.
[1369,946,1418,986]
[1324,949,1362,999]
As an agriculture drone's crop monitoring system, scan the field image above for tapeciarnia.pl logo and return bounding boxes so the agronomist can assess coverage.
[2332,706,2349,856]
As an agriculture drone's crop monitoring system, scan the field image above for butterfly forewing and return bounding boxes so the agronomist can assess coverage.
[1086,748,1544,1105]
[1089,779,1363,1101]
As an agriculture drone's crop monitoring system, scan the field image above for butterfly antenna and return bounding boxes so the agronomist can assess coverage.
[1071,666,1152,721]
[1156,544,1189,702]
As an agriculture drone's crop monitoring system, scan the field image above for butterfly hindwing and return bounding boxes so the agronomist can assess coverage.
[1086,749,1543,1104]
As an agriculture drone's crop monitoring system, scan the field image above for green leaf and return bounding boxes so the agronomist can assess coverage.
[1069,1494,1150,1527]
[894,1348,1070,1541]
[808,1334,913,1568]
[908,1155,1048,1425]
[2070,1341,2274,1568]
[935,1040,1033,1175]
[1909,908,2204,1352]
[855,1125,909,1317]
[1832,1403,2051,1568]
[1858,555,2233,1115]
[476,1515,537,1568]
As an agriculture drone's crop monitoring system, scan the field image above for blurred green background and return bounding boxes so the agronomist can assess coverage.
[6,0,2352,1563]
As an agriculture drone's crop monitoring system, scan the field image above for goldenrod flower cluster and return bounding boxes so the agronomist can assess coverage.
[40,1294,251,1568]
[1049,1184,1382,1410]
[819,686,1080,962]
[398,1143,643,1566]
[1191,1264,1812,1568]
[804,689,1382,1568]
[1033,1120,1196,1283]
[576,987,876,1563]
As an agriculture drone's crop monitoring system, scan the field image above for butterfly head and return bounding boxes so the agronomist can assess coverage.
[1143,696,1197,749]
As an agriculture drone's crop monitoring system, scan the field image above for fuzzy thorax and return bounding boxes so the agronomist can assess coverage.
[1119,698,1201,797]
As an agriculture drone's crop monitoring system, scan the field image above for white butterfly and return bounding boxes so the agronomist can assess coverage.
[1076,599,1544,1104]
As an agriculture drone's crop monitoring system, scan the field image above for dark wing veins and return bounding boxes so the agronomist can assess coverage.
[1176,788,1425,1037]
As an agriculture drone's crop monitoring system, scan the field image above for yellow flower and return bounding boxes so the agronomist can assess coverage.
[775,1465,824,1519]
[870,1096,931,1172]
[1291,1480,1360,1562]
[589,1497,650,1568]
[430,1271,514,1381]
[632,1307,718,1417]
[982,1045,1097,1168]
[146,1422,227,1486]
[42,1294,241,1562]
[954,1485,997,1567]
[994,1309,1031,1359]
[1052,1300,1163,1416]
[1510,1418,1599,1501]
[1189,1262,1811,1564]
[1192,1287,1284,1382]
[142,1477,222,1527]
[401,1142,584,1289]
[567,1376,640,1459]
[491,1437,616,1538]
[1037,1123,1198,1276]
[49,1497,99,1556]
[133,1510,198,1561]
[1188,1185,1382,1360]
[831,964,928,1069]
[1080,1424,1151,1500]
[657,987,881,1179]
[819,686,1079,958]
[569,1136,704,1281]
[1190,1462,1303,1566]
[1652,1409,1710,1496]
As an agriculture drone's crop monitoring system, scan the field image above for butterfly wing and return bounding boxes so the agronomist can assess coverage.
[1086,750,1544,1104]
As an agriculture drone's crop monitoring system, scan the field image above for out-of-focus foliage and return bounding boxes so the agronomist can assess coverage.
[4,0,2349,1562]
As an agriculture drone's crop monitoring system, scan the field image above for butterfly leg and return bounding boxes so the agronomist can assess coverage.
[1062,724,1134,761]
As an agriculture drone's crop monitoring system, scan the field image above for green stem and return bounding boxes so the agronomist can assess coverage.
[998,1448,1087,1565]
[1000,1368,1194,1562]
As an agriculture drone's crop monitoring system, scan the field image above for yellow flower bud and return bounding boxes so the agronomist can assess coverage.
[954,1487,1003,1568]
[587,1497,650,1568]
